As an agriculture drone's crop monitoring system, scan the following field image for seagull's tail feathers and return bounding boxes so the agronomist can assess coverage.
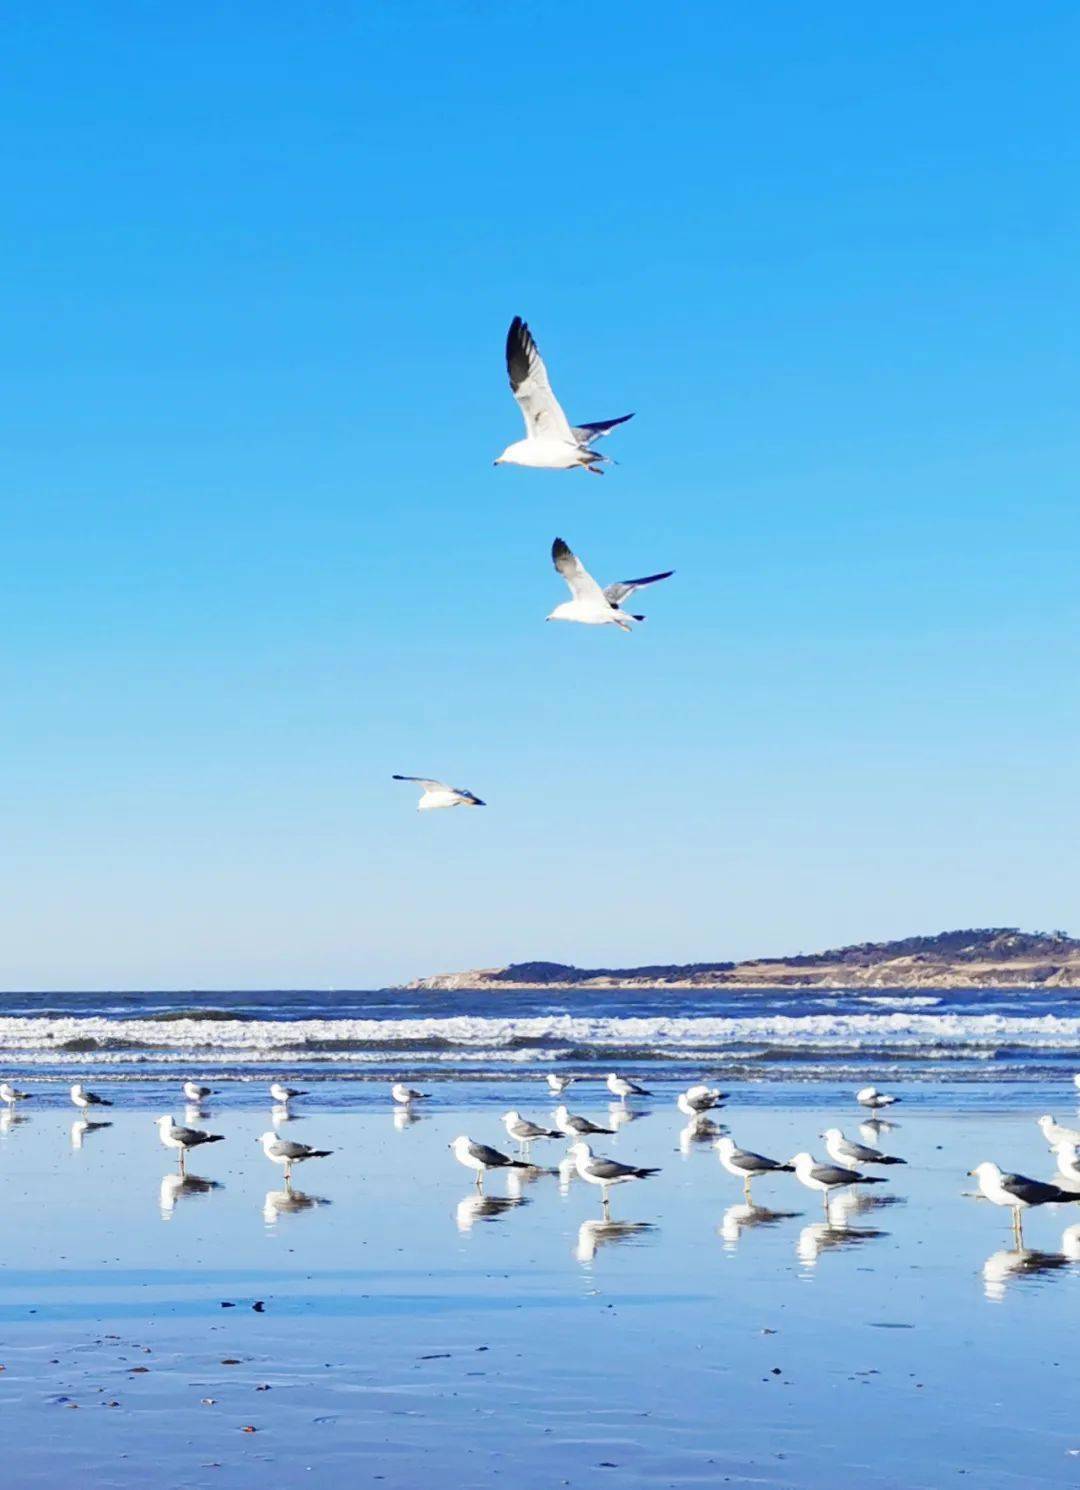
[204,1134,225,1145]
[633,1166,662,1179]
[307,1149,333,1160]
[860,1175,889,1185]
[877,1156,907,1165]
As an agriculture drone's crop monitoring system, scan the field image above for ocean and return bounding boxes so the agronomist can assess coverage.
[2,984,1078,1098]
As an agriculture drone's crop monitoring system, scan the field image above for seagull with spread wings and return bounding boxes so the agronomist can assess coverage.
[495,316,633,473]
[548,538,672,632]
[393,776,486,811]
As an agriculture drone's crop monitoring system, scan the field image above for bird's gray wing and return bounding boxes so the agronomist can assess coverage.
[587,1158,639,1181]
[603,570,674,606]
[506,317,574,442]
[468,1142,512,1167]
[551,538,607,604]
[734,1148,782,1172]
[275,1140,315,1160]
[572,413,634,446]
[1000,1172,1071,1205]
[393,775,449,792]
[172,1126,208,1145]
[839,1140,880,1164]
[810,1164,861,1186]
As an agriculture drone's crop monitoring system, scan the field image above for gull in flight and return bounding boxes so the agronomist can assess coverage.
[501,1109,560,1156]
[155,1115,225,1174]
[790,1151,888,1214]
[260,1131,333,1185]
[822,1128,907,1168]
[548,539,672,633]
[71,1083,112,1110]
[393,775,485,811]
[0,1083,31,1106]
[567,1141,659,1215]
[715,1137,794,1198]
[449,1135,531,1191]
[182,1081,213,1105]
[546,1073,574,1096]
[554,1104,614,1138]
[269,1083,308,1106]
[1037,1114,1080,1148]
[392,1083,429,1105]
[495,316,633,474]
[856,1086,900,1109]
[606,1073,651,1102]
[968,1160,1080,1244]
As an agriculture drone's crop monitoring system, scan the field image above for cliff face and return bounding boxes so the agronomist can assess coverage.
[403,929,1080,991]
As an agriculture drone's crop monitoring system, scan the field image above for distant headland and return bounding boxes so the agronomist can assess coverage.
[403,928,1080,991]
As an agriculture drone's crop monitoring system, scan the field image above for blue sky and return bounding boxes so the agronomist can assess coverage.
[2,3,1078,989]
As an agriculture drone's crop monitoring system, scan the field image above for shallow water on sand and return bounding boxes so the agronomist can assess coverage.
[0,1081,1078,1487]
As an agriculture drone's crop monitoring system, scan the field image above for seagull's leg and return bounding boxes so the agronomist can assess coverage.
[601,1188,611,1219]
[475,1169,483,1192]
[179,1147,186,1176]
[743,1175,752,1201]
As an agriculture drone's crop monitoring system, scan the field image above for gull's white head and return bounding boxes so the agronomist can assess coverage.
[567,1140,592,1160]
[554,1105,571,1123]
[968,1160,1001,1180]
[449,1135,472,1155]
[155,1115,175,1131]
[70,1084,84,1098]
[820,1128,843,1143]
[855,1087,878,1101]
[1037,1115,1055,1130]
[790,1151,815,1171]
[714,1136,735,1159]
[545,602,575,624]
[258,1130,280,1149]
[502,1110,521,1123]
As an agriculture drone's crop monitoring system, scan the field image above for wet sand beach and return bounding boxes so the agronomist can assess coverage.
[1,1081,1079,1488]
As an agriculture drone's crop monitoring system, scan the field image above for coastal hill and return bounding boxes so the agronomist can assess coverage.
[404,928,1080,991]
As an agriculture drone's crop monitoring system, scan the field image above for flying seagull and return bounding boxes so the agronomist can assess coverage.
[856,1086,900,1109]
[449,1135,531,1191]
[495,316,633,474]
[71,1083,112,1110]
[393,776,485,811]
[969,1160,1080,1244]
[790,1151,888,1213]
[260,1131,333,1185]
[715,1136,795,1198]
[548,539,672,633]
[155,1115,224,1174]
[822,1128,907,1168]
[567,1141,660,1214]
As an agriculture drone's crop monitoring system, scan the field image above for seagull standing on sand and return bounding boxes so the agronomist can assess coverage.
[501,1110,560,1156]
[968,1160,1080,1243]
[715,1137,794,1198]
[155,1115,224,1174]
[495,316,633,474]
[269,1083,308,1106]
[260,1131,333,1186]
[392,1083,429,1105]
[0,1082,30,1105]
[791,1152,888,1213]
[555,1105,614,1138]
[856,1086,900,1109]
[182,1081,212,1104]
[548,540,673,633]
[71,1083,112,1110]
[567,1141,659,1215]
[392,776,485,811]
[546,1074,574,1096]
[449,1135,531,1191]
[822,1128,907,1168]
[1037,1115,1080,1148]
[1054,1143,1080,1187]
[606,1073,651,1102]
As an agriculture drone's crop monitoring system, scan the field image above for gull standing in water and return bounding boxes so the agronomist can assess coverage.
[567,1141,659,1216]
[495,316,633,474]
[260,1131,333,1186]
[71,1083,112,1111]
[546,1074,574,1096]
[1037,1114,1080,1148]
[182,1081,213,1105]
[791,1152,888,1214]
[1053,1142,1080,1188]
[678,1085,727,1116]
[449,1135,530,1191]
[392,1083,429,1105]
[501,1110,560,1156]
[856,1086,900,1109]
[968,1160,1080,1244]
[606,1073,651,1102]
[715,1137,794,1198]
[0,1082,31,1106]
[555,1105,614,1139]
[269,1083,308,1106]
[156,1116,225,1175]
[548,540,673,633]
[392,776,485,811]
[822,1128,907,1168]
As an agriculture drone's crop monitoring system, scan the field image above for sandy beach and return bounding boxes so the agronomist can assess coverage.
[1,1080,1078,1488]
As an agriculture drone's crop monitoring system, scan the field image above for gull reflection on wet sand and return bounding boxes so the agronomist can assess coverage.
[71,1119,113,1149]
[679,1116,726,1154]
[159,1172,223,1217]
[982,1224,1080,1301]
[264,1188,332,1223]
[455,1194,529,1233]
[718,1202,801,1249]
[0,1108,30,1135]
[575,1219,656,1263]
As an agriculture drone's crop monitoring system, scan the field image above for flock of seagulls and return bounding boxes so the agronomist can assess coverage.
[393,316,672,806]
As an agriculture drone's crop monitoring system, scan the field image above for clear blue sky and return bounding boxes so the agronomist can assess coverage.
[2,3,1078,990]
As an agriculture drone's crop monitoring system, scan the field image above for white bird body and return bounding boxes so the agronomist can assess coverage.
[678,1086,725,1116]
[71,1083,112,1110]
[259,1130,332,1181]
[496,317,633,473]
[856,1086,899,1109]
[156,1114,224,1170]
[715,1136,794,1191]
[555,1104,614,1138]
[182,1081,212,1104]
[1054,1143,1080,1186]
[393,776,485,811]
[392,1083,428,1104]
[501,1109,558,1146]
[969,1159,1078,1216]
[0,1082,30,1105]
[449,1134,529,1189]
[822,1127,906,1168]
[606,1073,650,1100]
[1038,1114,1080,1148]
[269,1083,307,1104]
[546,1073,574,1095]
[548,539,672,632]
[567,1141,659,1209]
[791,1151,886,1209]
